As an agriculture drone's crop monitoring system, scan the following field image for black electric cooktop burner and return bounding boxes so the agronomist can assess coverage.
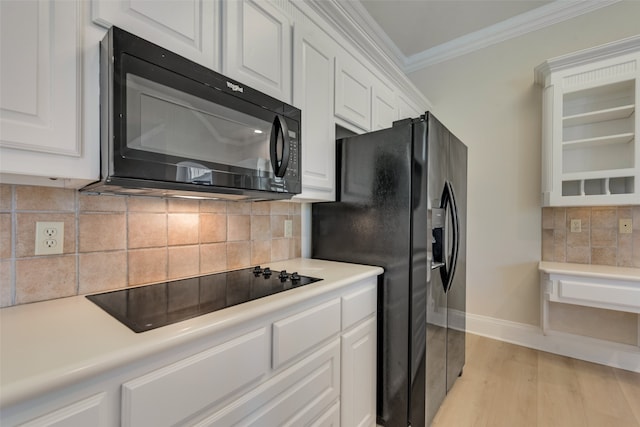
[86,266,322,333]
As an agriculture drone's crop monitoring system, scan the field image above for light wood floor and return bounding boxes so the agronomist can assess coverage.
[432,334,640,427]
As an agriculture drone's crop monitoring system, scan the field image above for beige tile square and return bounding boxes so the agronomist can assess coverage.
[617,234,633,267]
[553,229,566,263]
[293,216,301,238]
[541,208,554,230]
[566,227,589,247]
[168,245,200,279]
[228,215,250,241]
[79,213,126,252]
[591,207,617,229]
[127,197,166,212]
[291,203,301,215]
[251,201,271,215]
[128,248,167,286]
[15,186,75,211]
[15,255,76,304]
[251,216,270,241]
[0,184,12,211]
[271,239,290,262]
[566,246,589,264]
[553,208,566,230]
[200,200,227,213]
[617,207,632,220]
[251,240,271,265]
[128,213,167,248]
[541,229,554,261]
[590,228,616,248]
[633,233,640,268]
[227,241,250,270]
[79,251,127,294]
[168,199,199,213]
[566,207,590,229]
[633,206,640,231]
[200,243,227,274]
[168,213,199,246]
[79,194,126,212]
[290,238,301,258]
[16,213,75,258]
[227,201,251,215]
[591,247,616,266]
[271,215,287,238]
[271,202,290,215]
[200,214,227,243]
[0,213,11,259]
[0,259,12,307]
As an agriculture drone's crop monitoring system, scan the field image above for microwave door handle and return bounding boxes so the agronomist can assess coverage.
[270,115,291,178]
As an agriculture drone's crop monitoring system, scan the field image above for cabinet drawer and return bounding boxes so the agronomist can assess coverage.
[121,328,268,427]
[557,279,640,312]
[196,339,340,426]
[341,280,377,330]
[273,298,341,368]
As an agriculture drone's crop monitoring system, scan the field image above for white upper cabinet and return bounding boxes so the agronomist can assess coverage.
[372,78,397,130]
[292,19,337,201]
[91,0,219,70]
[0,0,96,187]
[397,93,424,121]
[536,36,640,206]
[335,52,373,131]
[223,0,292,102]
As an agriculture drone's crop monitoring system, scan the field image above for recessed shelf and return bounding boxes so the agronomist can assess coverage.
[562,104,634,127]
[562,132,634,150]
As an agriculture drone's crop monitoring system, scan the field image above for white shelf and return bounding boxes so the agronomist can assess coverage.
[562,132,634,150]
[562,168,636,181]
[563,104,635,127]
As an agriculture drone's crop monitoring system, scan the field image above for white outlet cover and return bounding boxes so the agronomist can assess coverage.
[35,221,64,255]
[284,219,293,238]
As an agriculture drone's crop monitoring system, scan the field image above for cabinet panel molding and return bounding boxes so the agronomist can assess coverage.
[121,328,268,427]
[91,0,219,70]
[223,0,292,102]
[0,0,80,156]
[19,393,107,427]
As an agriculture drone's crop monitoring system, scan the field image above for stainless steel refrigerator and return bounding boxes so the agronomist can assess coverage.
[312,113,467,427]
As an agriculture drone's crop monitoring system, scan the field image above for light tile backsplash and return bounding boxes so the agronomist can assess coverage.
[542,206,640,267]
[0,184,302,307]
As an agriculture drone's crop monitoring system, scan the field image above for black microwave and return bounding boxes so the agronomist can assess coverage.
[83,26,301,200]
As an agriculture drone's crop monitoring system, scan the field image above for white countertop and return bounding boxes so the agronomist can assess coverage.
[0,258,383,409]
[539,261,640,282]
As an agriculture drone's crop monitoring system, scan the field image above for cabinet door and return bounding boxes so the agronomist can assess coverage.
[18,394,108,427]
[223,0,292,102]
[292,21,336,201]
[397,92,424,121]
[341,316,377,427]
[0,0,96,186]
[372,79,397,130]
[91,0,219,70]
[122,328,269,427]
[335,53,372,131]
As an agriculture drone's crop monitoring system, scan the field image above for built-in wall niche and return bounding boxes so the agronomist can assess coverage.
[562,176,635,196]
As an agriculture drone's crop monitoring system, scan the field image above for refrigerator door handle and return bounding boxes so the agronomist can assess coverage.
[444,181,460,293]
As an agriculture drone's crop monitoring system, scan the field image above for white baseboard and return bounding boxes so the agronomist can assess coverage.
[466,312,640,373]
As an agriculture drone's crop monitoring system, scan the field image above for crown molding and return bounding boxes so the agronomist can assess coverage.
[305,0,432,109]
[319,0,622,74]
[534,33,640,85]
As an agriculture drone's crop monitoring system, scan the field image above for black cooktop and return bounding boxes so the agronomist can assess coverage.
[86,267,322,333]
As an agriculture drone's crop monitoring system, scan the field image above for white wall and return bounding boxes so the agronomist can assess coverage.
[408,1,640,327]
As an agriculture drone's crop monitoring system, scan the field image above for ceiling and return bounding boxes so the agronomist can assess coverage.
[336,0,621,72]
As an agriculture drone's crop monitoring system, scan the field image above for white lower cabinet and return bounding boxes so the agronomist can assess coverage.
[3,276,378,427]
[121,328,269,427]
[18,394,108,427]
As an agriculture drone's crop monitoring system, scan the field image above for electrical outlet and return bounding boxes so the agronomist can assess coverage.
[35,221,64,255]
[570,219,581,233]
[284,219,293,238]
[619,218,632,234]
